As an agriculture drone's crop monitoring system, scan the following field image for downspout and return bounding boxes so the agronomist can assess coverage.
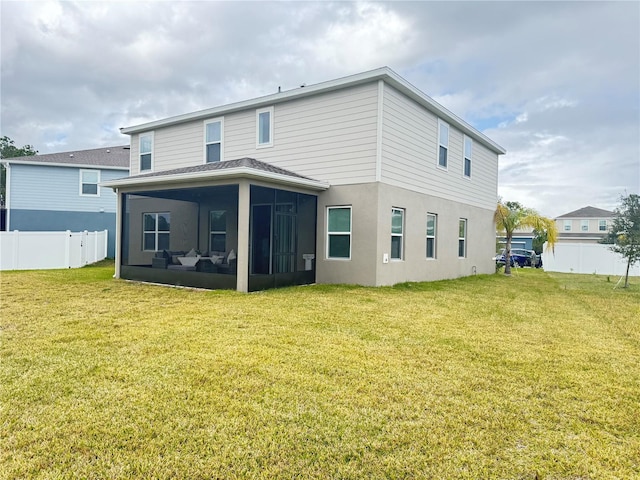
[2,161,10,231]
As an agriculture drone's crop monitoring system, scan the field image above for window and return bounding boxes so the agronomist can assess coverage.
[205,119,223,163]
[143,213,170,251]
[458,218,467,258]
[391,208,404,260]
[327,206,351,259]
[463,135,472,177]
[599,220,607,231]
[256,107,273,147]
[79,169,100,196]
[210,210,226,252]
[564,220,571,231]
[438,120,449,168]
[581,220,589,232]
[140,133,153,171]
[426,213,437,259]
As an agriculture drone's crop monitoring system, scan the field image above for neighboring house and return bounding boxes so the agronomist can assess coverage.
[555,206,614,244]
[497,227,535,251]
[104,67,505,292]
[1,146,130,257]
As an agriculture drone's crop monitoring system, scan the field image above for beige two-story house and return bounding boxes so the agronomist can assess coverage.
[555,206,614,243]
[104,67,505,292]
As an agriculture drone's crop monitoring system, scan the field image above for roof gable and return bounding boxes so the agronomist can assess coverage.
[557,206,614,218]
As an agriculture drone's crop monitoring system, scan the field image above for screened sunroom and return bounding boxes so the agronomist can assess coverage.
[104,158,327,292]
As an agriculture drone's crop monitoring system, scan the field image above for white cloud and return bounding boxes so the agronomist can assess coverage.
[1,0,638,217]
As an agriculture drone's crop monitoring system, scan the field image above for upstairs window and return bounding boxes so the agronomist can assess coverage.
[426,213,437,259]
[463,135,472,177]
[327,206,351,259]
[599,220,607,231]
[257,107,274,148]
[581,220,589,232]
[438,120,449,168]
[140,133,153,171]
[391,208,404,260]
[564,220,571,231]
[205,119,223,163]
[458,218,467,258]
[80,169,100,196]
[143,212,170,251]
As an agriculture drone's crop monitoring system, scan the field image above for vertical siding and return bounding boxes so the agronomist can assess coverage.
[380,85,498,210]
[9,164,126,213]
[129,83,380,184]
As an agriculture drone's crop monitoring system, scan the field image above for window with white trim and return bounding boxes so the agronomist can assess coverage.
[463,135,472,178]
[426,213,437,259]
[143,212,170,251]
[205,119,223,163]
[564,220,571,231]
[140,133,153,171]
[256,107,274,148]
[391,208,404,260]
[79,169,100,196]
[581,220,589,232]
[458,218,467,258]
[327,206,351,259]
[438,120,449,168]
[599,220,607,231]
[210,210,226,252]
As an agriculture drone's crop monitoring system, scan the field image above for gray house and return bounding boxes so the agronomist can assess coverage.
[2,146,130,257]
[104,67,505,292]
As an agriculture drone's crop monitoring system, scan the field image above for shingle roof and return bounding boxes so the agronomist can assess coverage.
[128,157,316,181]
[2,145,130,169]
[102,157,328,192]
[556,206,614,219]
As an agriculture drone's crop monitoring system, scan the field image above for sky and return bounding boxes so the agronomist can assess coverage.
[1,1,638,218]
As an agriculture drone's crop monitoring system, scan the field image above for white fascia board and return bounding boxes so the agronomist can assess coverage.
[101,167,330,192]
[119,66,505,155]
[2,160,129,171]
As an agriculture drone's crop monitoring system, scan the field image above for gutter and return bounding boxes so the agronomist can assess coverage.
[3,160,128,171]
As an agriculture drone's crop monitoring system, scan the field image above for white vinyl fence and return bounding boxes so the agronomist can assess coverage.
[542,242,640,277]
[0,230,108,271]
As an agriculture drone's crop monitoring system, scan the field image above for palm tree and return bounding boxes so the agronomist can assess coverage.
[494,200,558,275]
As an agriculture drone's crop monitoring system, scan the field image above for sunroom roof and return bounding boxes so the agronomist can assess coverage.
[102,157,329,191]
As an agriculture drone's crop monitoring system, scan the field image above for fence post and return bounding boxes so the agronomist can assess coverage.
[104,229,108,259]
[65,230,71,268]
[12,230,20,270]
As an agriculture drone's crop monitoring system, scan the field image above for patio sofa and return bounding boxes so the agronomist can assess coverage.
[152,249,236,274]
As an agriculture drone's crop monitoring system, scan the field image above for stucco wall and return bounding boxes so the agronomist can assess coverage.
[316,182,496,286]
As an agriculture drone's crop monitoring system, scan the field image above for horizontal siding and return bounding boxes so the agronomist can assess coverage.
[380,85,498,210]
[9,164,124,213]
[227,83,379,184]
[556,218,611,234]
[129,83,379,184]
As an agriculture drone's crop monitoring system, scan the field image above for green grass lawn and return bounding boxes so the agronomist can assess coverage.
[1,263,638,479]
